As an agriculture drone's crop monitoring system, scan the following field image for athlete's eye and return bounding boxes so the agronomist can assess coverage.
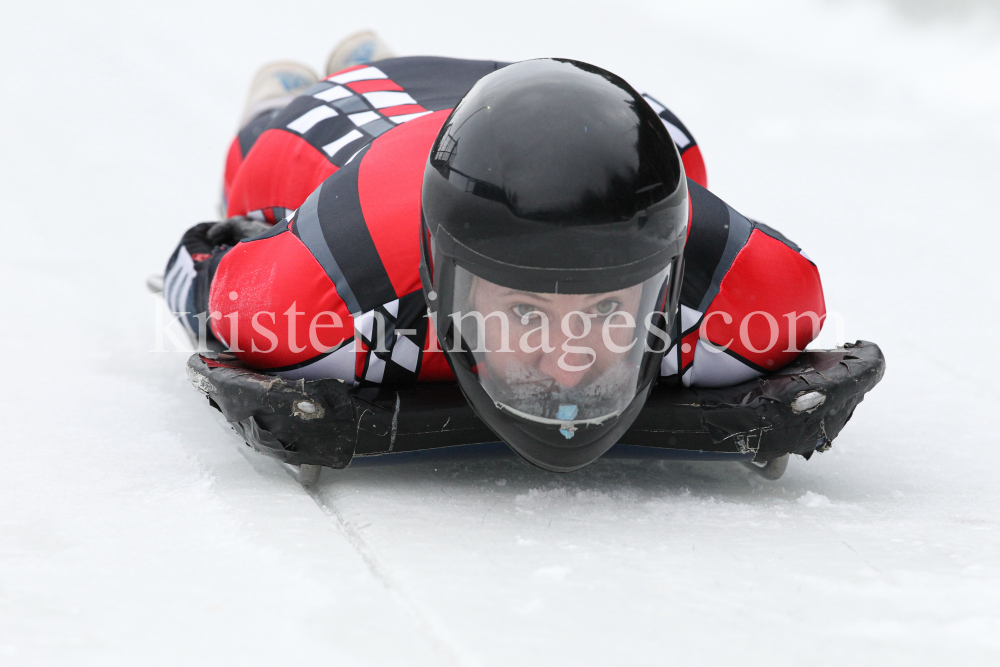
[591,300,620,316]
[512,303,542,320]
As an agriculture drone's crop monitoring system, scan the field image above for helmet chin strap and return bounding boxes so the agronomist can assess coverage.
[493,400,620,438]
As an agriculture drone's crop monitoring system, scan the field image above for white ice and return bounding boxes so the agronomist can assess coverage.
[2,0,999,664]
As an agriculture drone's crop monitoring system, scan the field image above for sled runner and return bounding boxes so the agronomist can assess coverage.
[186,341,885,481]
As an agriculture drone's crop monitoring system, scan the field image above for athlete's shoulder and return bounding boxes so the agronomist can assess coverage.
[287,108,450,318]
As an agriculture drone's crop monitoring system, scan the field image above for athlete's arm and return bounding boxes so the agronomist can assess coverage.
[661,182,825,388]
[207,213,356,378]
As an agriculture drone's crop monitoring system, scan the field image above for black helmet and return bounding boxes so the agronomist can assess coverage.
[420,58,688,472]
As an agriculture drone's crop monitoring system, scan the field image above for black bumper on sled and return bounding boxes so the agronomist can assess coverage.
[187,341,885,470]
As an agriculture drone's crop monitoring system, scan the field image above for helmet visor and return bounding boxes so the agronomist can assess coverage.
[445,264,672,431]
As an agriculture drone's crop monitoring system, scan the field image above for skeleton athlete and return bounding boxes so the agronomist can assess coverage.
[163,35,825,468]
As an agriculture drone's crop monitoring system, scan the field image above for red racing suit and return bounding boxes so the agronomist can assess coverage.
[163,56,824,389]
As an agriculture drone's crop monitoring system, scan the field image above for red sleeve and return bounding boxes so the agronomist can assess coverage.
[701,229,825,371]
[209,224,354,370]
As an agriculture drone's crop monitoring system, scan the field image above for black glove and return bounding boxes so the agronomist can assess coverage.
[206,217,274,246]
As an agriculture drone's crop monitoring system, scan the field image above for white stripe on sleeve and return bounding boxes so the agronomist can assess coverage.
[321,129,364,157]
[329,66,387,84]
[313,85,352,102]
[287,105,339,134]
[388,110,432,124]
[362,91,417,109]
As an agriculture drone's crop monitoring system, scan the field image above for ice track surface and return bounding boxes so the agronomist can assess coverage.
[2,0,999,664]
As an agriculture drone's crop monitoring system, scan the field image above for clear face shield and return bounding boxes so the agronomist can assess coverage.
[444,263,673,438]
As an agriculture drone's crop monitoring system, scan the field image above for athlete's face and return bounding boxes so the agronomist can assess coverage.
[470,279,644,390]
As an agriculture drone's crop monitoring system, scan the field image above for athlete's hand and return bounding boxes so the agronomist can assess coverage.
[206,217,273,246]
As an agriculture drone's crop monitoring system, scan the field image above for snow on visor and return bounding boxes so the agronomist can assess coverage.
[448,264,672,438]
